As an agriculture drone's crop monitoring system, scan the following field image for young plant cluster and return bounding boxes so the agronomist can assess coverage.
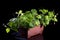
[3,9,58,33]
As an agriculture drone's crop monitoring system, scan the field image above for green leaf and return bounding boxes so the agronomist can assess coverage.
[44,15,50,25]
[51,15,58,22]
[25,11,31,14]
[39,9,48,14]
[34,20,40,26]
[42,22,46,27]
[48,11,54,17]
[43,9,48,13]
[36,15,41,19]
[31,9,37,15]
[6,28,10,33]
[54,17,58,22]
[29,22,34,28]
[7,21,13,27]
[45,15,49,20]
[45,21,49,25]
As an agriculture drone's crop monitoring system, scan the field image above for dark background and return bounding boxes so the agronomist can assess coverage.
[0,0,60,40]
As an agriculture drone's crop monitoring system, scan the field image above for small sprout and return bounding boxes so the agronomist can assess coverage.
[6,28,10,33]
[3,24,7,27]
[15,12,18,14]
[16,10,23,17]
[19,10,22,14]
[54,18,58,22]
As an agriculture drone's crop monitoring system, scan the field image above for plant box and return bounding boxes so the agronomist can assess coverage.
[28,25,44,38]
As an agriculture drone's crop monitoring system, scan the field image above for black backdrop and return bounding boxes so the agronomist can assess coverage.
[0,0,60,40]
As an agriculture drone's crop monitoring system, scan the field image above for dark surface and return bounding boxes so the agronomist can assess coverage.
[0,0,60,40]
[12,32,27,40]
[28,34,43,40]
